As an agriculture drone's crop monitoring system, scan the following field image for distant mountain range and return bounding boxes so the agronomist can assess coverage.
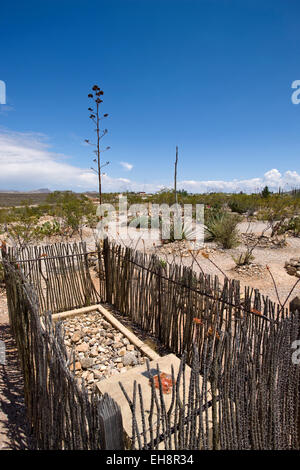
[0,188,52,193]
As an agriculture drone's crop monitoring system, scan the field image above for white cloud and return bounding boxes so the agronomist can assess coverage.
[0,130,299,194]
[120,161,133,171]
[178,169,300,193]
[0,130,135,192]
[0,130,97,190]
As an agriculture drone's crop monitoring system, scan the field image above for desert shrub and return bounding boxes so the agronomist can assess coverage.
[278,216,300,237]
[205,207,224,225]
[228,193,261,215]
[257,194,300,237]
[0,209,9,234]
[7,205,43,247]
[161,216,190,244]
[47,191,95,236]
[127,213,190,243]
[150,188,193,206]
[36,220,61,238]
[86,212,99,229]
[159,259,167,269]
[261,185,271,198]
[232,251,255,266]
[228,195,257,215]
[204,207,226,241]
[205,212,241,249]
[128,215,154,229]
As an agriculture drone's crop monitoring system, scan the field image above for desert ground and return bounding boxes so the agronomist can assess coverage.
[1,215,299,306]
[79,218,300,306]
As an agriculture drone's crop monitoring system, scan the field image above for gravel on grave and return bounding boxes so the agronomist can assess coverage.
[62,311,146,392]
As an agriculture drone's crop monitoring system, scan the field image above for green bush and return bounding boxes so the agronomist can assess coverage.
[36,220,61,238]
[227,194,257,215]
[257,194,300,236]
[278,216,300,237]
[128,215,155,229]
[205,212,241,249]
[46,191,95,235]
[232,251,254,266]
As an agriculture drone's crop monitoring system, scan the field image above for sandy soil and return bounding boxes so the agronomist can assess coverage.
[115,221,300,306]
[174,239,300,305]
[2,216,299,306]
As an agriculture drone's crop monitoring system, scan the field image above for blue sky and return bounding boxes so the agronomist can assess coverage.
[0,0,300,193]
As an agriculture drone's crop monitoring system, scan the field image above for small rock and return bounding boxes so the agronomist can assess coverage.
[94,370,103,379]
[81,357,94,369]
[70,361,82,371]
[113,357,122,363]
[71,331,81,343]
[118,348,127,356]
[122,352,138,366]
[76,343,89,353]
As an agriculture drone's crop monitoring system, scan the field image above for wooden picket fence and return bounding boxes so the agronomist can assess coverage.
[3,240,300,449]
[2,257,124,450]
[122,329,300,450]
[101,239,291,365]
[6,242,102,313]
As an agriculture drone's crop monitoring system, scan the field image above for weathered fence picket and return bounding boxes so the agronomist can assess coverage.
[100,239,291,366]
[2,257,124,450]
[6,242,101,313]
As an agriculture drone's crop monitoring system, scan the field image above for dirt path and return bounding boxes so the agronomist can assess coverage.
[0,290,33,450]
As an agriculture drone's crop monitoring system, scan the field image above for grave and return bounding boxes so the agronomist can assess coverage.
[96,353,214,448]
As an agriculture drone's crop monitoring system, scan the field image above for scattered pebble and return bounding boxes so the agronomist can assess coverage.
[234,263,266,278]
[62,311,146,393]
[285,257,300,278]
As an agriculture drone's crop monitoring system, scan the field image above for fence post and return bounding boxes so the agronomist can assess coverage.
[157,262,162,339]
[83,250,92,306]
[98,393,124,449]
[103,237,112,303]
